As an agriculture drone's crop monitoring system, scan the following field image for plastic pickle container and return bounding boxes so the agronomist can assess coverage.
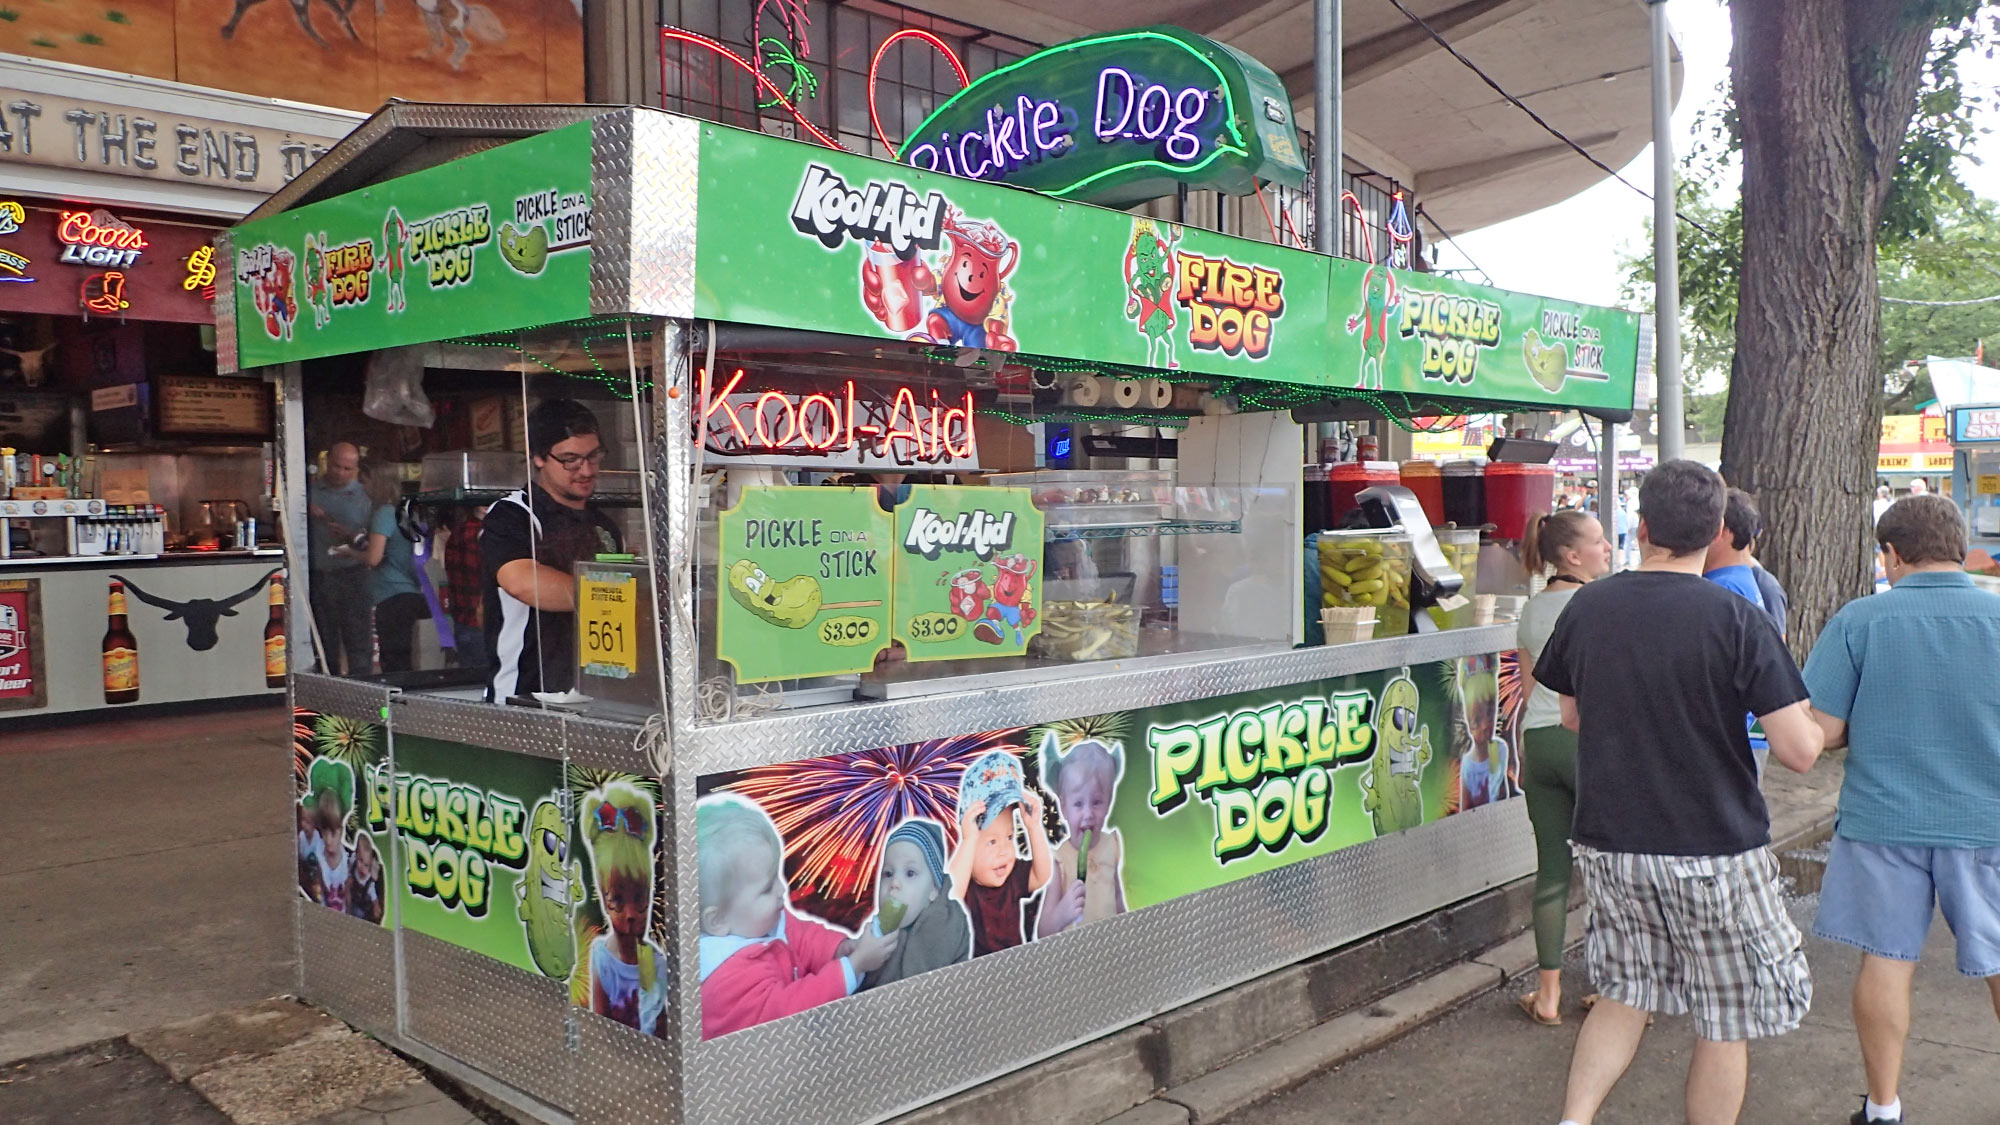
[1316,529,1411,639]
[1030,599,1141,661]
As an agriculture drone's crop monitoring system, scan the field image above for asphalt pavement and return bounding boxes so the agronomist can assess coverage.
[1226,893,2000,1125]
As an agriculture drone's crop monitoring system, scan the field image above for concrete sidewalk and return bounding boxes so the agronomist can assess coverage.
[1227,898,2000,1124]
[0,705,297,1063]
[1044,750,1856,1125]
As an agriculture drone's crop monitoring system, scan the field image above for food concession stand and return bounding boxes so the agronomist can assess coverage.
[235,91,1639,1125]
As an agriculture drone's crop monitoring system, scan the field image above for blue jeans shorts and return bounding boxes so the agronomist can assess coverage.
[1812,834,2000,977]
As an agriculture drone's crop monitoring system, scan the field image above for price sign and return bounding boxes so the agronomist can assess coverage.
[1978,474,2000,496]
[891,485,1044,662]
[577,572,639,679]
[716,486,894,683]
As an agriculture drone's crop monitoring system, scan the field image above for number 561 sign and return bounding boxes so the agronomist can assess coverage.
[577,568,639,680]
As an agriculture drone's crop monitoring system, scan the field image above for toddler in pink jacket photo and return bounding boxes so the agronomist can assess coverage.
[696,795,898,1039]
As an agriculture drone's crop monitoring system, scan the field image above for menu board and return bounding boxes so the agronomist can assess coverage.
[715,486,894,683]
[891,485,1043,662]
[156,374,274,438]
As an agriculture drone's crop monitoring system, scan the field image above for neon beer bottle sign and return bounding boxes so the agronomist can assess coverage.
[898,26,1306,208]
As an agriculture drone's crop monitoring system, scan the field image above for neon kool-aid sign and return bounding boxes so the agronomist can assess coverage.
[897,28,1305,207]
[697,368,978,469]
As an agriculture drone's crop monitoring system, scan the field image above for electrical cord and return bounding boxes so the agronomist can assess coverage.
[1383,0,1719,240]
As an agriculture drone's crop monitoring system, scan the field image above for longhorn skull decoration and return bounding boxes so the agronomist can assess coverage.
[108,569,281,652]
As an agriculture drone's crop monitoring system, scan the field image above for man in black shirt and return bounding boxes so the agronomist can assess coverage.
[480,399,623,702]
[1535,460,1823,1125]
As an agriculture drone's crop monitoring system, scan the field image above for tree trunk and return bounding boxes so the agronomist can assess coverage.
[1722,0,1937,652]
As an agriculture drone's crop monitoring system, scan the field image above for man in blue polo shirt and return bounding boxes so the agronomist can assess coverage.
[1804,494,2000,1125]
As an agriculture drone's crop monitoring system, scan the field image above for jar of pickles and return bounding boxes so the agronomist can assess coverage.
[1317,529,1411,639]
[1429,527,1481,629]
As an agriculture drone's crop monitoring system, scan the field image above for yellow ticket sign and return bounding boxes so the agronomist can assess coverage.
[1978,474,2000,496]
[578,571,640,679]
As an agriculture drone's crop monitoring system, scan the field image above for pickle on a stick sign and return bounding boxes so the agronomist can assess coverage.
[716,487,892,683]
[892,485,1044,662]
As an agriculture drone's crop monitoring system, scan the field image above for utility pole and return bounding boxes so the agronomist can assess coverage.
[1314,0,1341,255]
[1648,0,1684,460]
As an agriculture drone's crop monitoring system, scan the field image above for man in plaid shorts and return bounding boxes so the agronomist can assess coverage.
[1535,460,1825,1125]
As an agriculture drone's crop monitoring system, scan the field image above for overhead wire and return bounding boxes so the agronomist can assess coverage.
[1382,0,1719,240]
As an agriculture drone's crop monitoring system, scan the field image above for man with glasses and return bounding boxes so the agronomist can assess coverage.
[480,398,622,702]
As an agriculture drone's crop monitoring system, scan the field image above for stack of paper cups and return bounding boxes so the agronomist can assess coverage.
[1112,379,1144,408]
[1473,594,1497,625]
[1320,605,1377,645]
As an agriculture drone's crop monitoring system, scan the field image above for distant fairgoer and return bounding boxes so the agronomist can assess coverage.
[1872,484,1893,525]
[1803,494,2000,1125]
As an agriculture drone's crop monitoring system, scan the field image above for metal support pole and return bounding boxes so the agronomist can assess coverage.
[1648,0,1684,461]
[1313,0,1341,255]
[1598,419,1621,573]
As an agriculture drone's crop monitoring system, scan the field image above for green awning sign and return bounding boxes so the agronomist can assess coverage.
[898,26,1307,207]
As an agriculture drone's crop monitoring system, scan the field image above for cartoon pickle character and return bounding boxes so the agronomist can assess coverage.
[518,798,585,980]
[381,208,409,313]
[1345,258,1399,390]
[499,223,551,276]
[921,210,1019,351]
[1124,219,1180,369]
[974,553,1037,646]
[1361,667,1432,835]
[727,559,823,629]
[302,234,331,328]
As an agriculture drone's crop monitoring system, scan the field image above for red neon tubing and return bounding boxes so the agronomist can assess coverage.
[659,27,847,152]
[869,29,969,154]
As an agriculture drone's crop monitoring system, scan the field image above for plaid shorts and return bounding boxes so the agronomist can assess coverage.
[1572,844,1813,1041]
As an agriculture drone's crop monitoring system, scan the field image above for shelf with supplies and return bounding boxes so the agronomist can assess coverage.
[0,498,107,518]
[1046,518,1243,539]
[411,486,646,508]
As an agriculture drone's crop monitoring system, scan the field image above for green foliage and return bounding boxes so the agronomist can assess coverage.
[75,31,103,44]
[104,9,129,22]
[0,11,19,22]
[28,35,54,47]
[1621,12,2000,414]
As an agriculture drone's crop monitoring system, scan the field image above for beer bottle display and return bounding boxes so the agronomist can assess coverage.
[264,575,288,688]
[103,580,139,704]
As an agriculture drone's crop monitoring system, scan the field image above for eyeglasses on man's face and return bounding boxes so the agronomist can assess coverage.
[547,448,606,470]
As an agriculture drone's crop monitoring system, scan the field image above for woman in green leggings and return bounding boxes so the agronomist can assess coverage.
[1514,509,1612,1025]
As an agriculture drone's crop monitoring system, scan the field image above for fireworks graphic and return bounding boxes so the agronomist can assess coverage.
[312,714,382,766]
[292,708,319,793]
[715,729,1026,922]
[1031,713,1130,756]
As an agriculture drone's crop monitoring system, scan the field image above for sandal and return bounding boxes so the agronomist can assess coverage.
[1517,991,1563,1027]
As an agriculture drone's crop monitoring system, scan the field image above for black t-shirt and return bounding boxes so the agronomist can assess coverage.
[1533,570,1807,856]
[479,485,623,701]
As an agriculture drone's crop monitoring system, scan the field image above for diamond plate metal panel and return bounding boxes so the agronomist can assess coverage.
[626,112,699,318]
[294,673,392,723]
[588,111,699,320]
[297,898,398,1039]
[572,1008,682,1125]
[249,103,611,222]
[676,626,1518,774]
[389,693,651,772]
[392,692,567,760]
[214,231,238,374]
[588,112,633,316]
[686,799,1535,1125]
[402,928,574,1112]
